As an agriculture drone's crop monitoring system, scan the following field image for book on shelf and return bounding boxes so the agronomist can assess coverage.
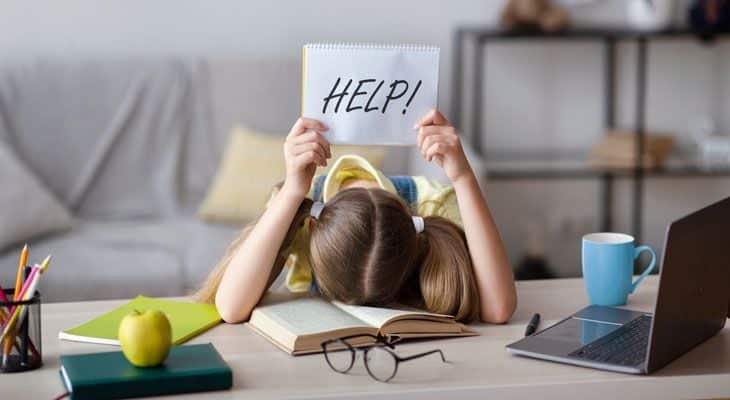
[589,130,677,168]
[247,292,477,355]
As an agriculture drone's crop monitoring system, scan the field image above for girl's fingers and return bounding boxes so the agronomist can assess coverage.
[293,130,331,158]
[292,141,328,161]
[294,150,327,168]
[417,125,458,148]
[420,134,456,158]
[417,126,440,148]
[417,125,449,148]
[413,109,450,129]
[288,117,328,138]
[432,154,444,167]
[424,139,451,162]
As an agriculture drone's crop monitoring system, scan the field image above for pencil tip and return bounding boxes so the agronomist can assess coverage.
[40,255,52,271]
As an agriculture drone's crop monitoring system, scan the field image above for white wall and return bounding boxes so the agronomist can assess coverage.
[2,0,728,276]
[0,0,503,111]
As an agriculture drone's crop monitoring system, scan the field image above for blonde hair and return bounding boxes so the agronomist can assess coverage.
[195,186,479,322]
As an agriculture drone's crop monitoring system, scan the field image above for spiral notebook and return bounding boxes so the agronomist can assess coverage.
[302,43,440,146]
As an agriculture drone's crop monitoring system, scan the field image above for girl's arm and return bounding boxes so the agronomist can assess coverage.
[215,118,331,323]
[415,110,517,323]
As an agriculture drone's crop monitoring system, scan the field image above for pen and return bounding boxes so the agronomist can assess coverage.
[524,313,541,337]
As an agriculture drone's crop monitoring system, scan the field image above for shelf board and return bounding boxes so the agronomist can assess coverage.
[482,156,730,180]
[456,26,730,42]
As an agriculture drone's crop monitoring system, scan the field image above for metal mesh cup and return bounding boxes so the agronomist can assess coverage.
[0,287,42,373]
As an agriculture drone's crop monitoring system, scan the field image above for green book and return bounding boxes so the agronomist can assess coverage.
[59,296,221,345]
[59,343,232,400]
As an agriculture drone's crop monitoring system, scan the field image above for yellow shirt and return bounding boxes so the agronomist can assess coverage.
[283,155,462,292]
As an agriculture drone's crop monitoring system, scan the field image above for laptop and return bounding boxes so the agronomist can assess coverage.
[506,196,730,374]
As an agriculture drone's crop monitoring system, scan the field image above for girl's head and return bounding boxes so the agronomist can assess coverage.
[305,187,479,321]
[196,184,480,322]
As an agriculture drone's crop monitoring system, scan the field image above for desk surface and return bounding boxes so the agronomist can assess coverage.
[1,276,728,400]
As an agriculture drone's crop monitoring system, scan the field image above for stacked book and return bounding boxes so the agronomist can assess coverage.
[588,130,676,169]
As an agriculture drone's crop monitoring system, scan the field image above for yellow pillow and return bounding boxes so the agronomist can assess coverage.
[198,125,388,224]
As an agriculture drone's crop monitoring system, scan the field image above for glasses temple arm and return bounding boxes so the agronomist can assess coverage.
[397,349,447,363]
[323,333,398,349]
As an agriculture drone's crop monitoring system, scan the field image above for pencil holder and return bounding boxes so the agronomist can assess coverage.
[0,288,42,373]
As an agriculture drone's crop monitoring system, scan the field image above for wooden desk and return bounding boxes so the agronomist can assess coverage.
[1,277,728,399]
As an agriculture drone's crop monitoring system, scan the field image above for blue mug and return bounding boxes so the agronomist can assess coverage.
[582,233,657,306]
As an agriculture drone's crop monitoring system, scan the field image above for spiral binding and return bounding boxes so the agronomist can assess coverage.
[305,43,439,52]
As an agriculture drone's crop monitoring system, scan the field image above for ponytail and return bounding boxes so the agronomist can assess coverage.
[193,185,314,303]
[416,216,480,322]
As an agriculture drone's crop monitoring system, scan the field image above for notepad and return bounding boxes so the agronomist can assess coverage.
[302,43,440,146]
[59,296,221,345]
[60,343,232,400]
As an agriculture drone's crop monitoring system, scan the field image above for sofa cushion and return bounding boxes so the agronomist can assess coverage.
[198,125,388,224]
[0,220,185,302]
[0,141,72,251]
[0,217,239,302]
[182,219,240,293]
[0,59,217,219]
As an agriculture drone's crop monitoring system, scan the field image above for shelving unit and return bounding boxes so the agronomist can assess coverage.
[452,26,730,247]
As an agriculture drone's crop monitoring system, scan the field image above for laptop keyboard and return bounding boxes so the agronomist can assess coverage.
[568,315,652,367]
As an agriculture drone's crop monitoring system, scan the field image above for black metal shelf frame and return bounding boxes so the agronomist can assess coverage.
[452,27,730,243]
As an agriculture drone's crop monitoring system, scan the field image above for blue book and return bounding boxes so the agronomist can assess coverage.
[59,343,232,400]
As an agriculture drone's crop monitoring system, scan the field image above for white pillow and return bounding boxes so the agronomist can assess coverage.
[0,142,73,251]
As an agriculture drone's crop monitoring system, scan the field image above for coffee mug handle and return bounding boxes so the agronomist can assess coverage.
[630,245,657,294]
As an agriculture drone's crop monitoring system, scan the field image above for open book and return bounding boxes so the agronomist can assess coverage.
[248,292,476,355]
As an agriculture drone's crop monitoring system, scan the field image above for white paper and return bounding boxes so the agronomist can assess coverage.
[302,43,440,146]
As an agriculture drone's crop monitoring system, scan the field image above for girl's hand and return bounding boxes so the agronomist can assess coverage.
[415,109,473,184]
[283,117,331,197]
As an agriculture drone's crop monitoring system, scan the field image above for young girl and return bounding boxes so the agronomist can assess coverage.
[197,110,516,324]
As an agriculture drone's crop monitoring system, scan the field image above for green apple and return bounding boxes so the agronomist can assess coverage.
[118,309,172,367]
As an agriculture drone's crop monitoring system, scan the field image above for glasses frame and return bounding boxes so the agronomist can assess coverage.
[320,333,447,383]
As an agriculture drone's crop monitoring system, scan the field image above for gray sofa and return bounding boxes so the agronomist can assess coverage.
[0,59,240,302]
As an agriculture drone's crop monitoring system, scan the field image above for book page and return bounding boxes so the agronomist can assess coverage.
[332,301,453,328]
[254,297,368,337]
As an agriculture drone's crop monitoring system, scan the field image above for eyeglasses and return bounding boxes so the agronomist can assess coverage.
[320,333,447,383]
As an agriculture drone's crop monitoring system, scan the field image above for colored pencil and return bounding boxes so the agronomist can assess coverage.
[13,244,28,300]
[4,265,39,316]
[39,255,52,273]
[3,245,28,362]
[2,266,38,358]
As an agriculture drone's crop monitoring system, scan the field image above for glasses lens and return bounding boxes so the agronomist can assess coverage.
[323,341,354,373]
[364,347,397,382]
